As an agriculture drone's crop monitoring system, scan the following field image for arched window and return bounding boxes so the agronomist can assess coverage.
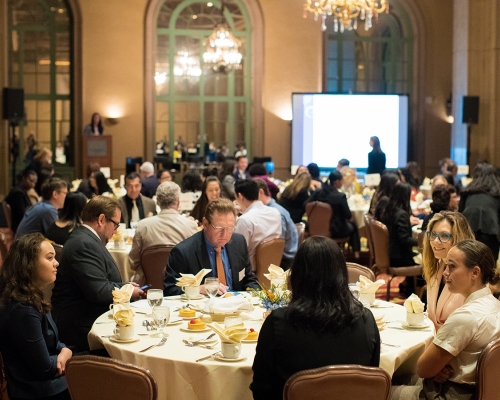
[8,0,73,166]
[324,2,413,95]
[154,0,252,159]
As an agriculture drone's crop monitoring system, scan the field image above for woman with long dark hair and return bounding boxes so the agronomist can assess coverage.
[219,159,236,200]
[0,233,72,400]
[82,112,104,136]
[190,176,221,223]
[278,172,311,223]
[45,192,88,245]
[251,236,380,400]
[367,135,386,175]
[369,171,400,216]
[459,163,500,261]
[77,171,113,199]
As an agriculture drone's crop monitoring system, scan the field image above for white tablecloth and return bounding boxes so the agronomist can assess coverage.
[88,297,434,400]
[106,244,134,282]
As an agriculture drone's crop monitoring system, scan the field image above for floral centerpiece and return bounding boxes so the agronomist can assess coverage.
[248,282,291,312]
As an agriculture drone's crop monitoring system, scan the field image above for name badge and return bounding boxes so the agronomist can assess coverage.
[239,269,245,282]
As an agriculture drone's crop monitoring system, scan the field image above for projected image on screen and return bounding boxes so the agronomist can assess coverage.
[292,94,408,170]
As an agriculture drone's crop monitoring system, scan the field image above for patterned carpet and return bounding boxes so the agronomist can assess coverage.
[375,274,406,305]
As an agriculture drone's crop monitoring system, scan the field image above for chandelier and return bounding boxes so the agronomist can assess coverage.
[173,51,202,78]
[203,2,242,73]
[304,0,389,32]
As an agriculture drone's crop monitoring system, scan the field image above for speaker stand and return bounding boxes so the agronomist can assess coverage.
[466,123,471,171]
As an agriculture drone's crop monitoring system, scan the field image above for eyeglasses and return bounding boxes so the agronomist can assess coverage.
[426,231,453,243]
[106,217,121,230]
[210,223,235,234]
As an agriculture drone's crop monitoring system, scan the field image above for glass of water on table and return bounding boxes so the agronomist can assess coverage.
[204,277,219,298]
[147,289,163,317]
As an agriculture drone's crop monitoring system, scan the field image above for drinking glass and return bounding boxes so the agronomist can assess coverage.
[152,306,170,338]
[147,289,163,317]
[130,221,138,230]
[204,277,219,298]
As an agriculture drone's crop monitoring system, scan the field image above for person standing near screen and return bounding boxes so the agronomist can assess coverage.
[367,136,386,175]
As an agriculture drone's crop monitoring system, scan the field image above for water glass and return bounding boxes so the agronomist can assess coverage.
[204,277,219,298]
[152,306,170,338]
[147,289,163,316]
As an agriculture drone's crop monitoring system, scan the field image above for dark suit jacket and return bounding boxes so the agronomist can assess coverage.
[140,175,159,198]
[117,194,157,228]
[232,170,250,182]
[51,226,124,352]
[0,303,68,399]
[367,150,386,175]
[5,186,32,232]
[163,231,259,296]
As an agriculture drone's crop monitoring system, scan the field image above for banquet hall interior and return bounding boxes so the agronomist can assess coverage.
[3,1,500,400]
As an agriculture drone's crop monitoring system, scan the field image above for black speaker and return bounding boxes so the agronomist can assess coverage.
[462,96,479,124]
[2,88,24,120]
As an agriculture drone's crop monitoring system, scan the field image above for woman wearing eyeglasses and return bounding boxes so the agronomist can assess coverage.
[423,212,475,331]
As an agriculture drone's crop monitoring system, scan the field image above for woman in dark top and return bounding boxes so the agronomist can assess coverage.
[77,171,112,199]
[219,159,236,200]
[0,233,72,400]
[369,171,400,216]
[4,169,37,233]
[278,172,311,223]
[190,176,221,224]
[459,163,500,261]
[421,184,458,231]
[367,136,386,175]
[82,112,104,136]
[45,192,87,245]
[251,236,380,400]
[306,162,323,191]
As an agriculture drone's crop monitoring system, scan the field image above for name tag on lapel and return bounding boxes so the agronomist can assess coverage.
[239,268,245,282]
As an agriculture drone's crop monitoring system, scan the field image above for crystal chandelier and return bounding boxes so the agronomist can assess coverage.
[173,51,202,78]
[203,2,242,73]
[304,0,389,32]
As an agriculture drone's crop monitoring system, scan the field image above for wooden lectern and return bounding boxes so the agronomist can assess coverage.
[82,135,112,172]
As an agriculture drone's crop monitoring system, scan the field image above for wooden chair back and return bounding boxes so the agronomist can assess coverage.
[305,201,332,238]
[295,222,306,247]
[346,262,376,283]
[140,245,174,290]
[475,338,500,399]
[254,238,285,283]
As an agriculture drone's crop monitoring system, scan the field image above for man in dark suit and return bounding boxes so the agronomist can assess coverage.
[232,155,250,182]
[163,198,259,296]
[139,161,159,198]
[117,172,157,228]
[51,196,144,352]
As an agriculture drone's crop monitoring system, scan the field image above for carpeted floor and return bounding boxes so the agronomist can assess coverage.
[375,274,406,305]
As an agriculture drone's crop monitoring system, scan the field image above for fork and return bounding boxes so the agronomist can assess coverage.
[139,337,167,353]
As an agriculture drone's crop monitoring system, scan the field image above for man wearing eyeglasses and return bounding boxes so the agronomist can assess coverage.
[52,196,145,353]
[163,198,259,296]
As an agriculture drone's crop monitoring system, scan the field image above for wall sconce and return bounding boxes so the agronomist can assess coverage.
[105,117,120,125]
[445,93,454,124]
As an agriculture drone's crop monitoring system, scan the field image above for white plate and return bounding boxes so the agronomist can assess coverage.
[214,355,247,362]
[402,320,431,330]
[180,294,205,300]
[180,326,211,333]
[179,314,198,320]
[109,335,140,343]
[241,339,258,343]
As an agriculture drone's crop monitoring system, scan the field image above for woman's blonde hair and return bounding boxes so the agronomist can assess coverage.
[422,211,475,281]
[282,172,311,199]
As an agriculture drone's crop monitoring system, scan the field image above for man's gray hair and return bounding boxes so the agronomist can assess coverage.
[156,181,180,209]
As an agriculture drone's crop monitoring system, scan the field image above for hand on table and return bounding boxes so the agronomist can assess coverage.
[199,282,228,296]
[433,364,454,383]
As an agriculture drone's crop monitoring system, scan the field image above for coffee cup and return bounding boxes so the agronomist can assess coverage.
[182,285,200,299]
[406,312,425,327]
[113,324,135,340]
[221,341,241,359]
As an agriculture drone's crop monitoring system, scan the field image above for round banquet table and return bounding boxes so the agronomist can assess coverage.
[88,296,434,400]
[106,243,134,282]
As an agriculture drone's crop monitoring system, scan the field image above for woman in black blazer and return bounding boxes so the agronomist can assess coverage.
[251,236,380,400]
[0,233,72,400]
[367,135,386,175]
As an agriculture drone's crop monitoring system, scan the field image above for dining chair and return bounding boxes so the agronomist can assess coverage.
[254,238,285,284]
[140,245,174,290]
[295,222,306,247]
[0,202,13,249]
[283,364,391,400]
[475,337,500,399]
[66,355,158,400]
[368,220,423,301]
[363,214,375,270]
[305,201,350,250]
[346,262,375,283]
[0,233,8,269]
[417,231,425,254]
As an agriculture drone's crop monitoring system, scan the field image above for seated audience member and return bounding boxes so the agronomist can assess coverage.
[139,161,159,198]
[190,176,221,223]
[51,196,144,352]
[369,171,400,216]
[0,233,73,400]
[16,177,68,239]
[254,179,298,270]
[45,192,87,245]
[305,171,361,259]
[336,158,350,171]
[181,170,203,192]
[4,169,37,233]
[129,182,198,283]
[339,166,360,198]
[234,180,282,269]
[248,163,279,199]
[77,170,112,199]
[163,199,259,296]
[421,185,459,231]
[157,169,172,183]
[28,147,53,196]
[219,159,236,200]
[446,159,463,194]
[118,172,157,228]
[233,155,250,182]
[392,239,500,400]
[295,165,309,175]
[401,161,423,201]
[423,212,475,331]
[251,236,380,400]
[278,172,311,223]
[306,162,323,191]
[431,174,455,195]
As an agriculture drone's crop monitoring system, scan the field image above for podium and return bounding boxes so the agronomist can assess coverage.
[82,135,112,172]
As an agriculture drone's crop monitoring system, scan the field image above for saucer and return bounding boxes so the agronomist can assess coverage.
[214,355,246,362]
[241,339,258,343]
[402,320,431,330]
[180,294,205,301]
[179,314,198,320]
[109,335,140,343]
[180,327,211,333]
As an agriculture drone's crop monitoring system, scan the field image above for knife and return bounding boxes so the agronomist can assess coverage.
[196,352,219,362]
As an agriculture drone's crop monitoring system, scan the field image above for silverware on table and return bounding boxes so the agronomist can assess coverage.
[139,337,167,353]
[196,352,220,362]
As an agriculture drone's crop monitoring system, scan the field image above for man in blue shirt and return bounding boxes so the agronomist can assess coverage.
[15,177,68,238]
[254,178,298,270]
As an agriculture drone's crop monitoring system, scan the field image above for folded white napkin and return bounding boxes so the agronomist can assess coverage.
[112,284,134,303]
[201,296,254,314]
[264,264,289,284]
[175,268,212,287]
[404,293,425,314]
[207,322,247,343]
[113,304,135,326]
[358,276,385,294]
